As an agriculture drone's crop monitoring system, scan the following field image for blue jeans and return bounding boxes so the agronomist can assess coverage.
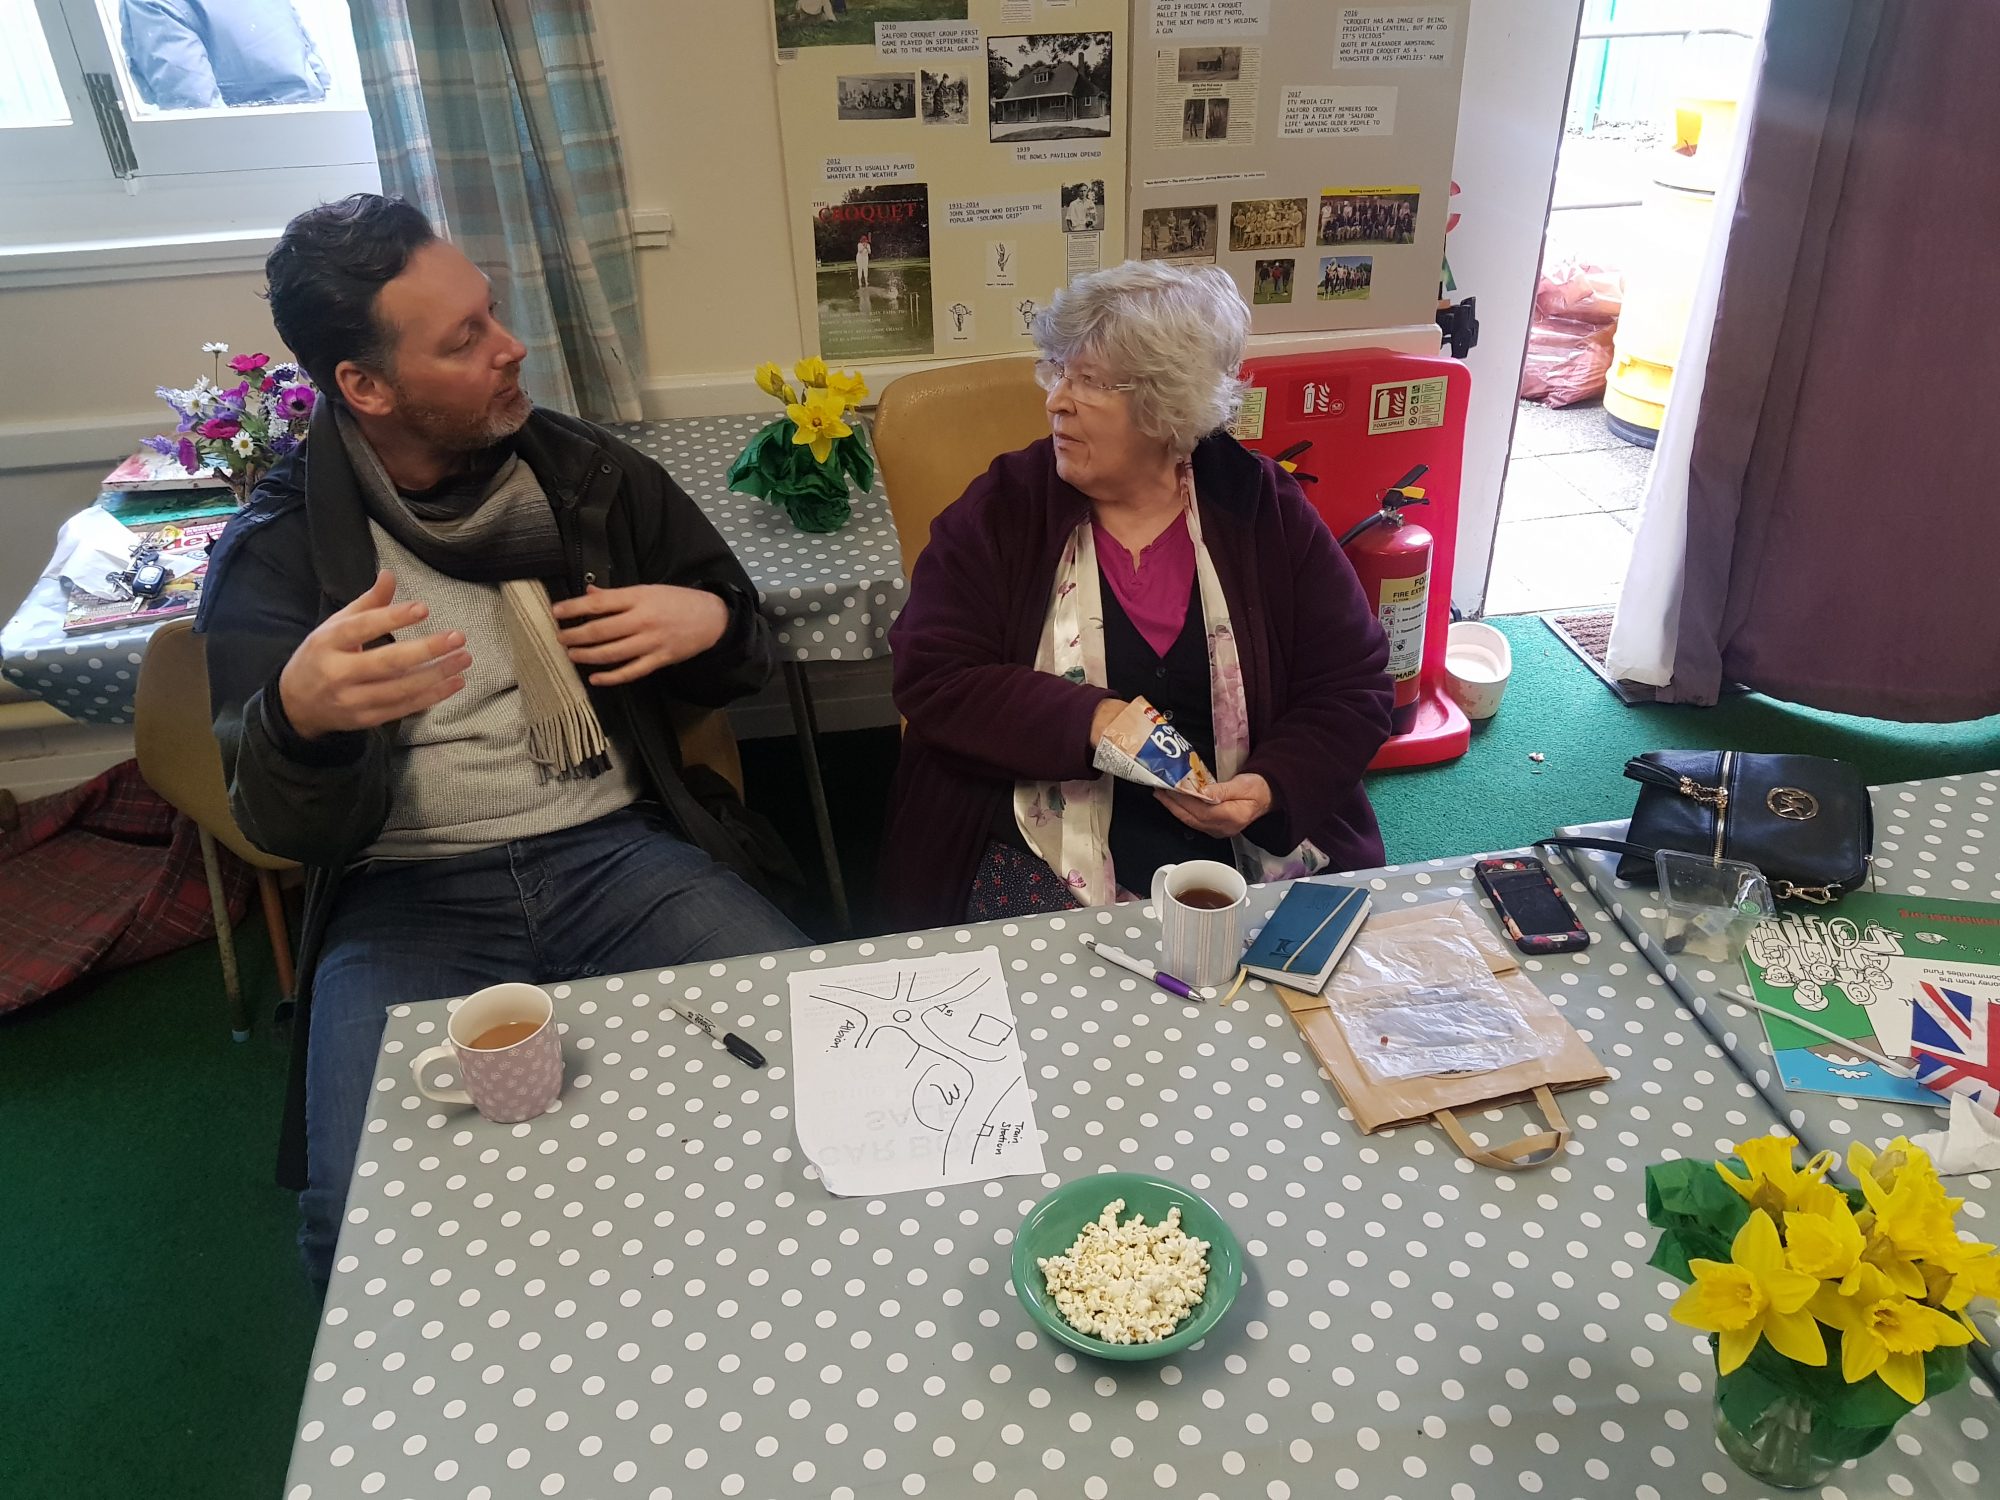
[301,804,804,1288]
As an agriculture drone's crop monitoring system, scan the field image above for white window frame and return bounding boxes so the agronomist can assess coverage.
[0,0,379,280]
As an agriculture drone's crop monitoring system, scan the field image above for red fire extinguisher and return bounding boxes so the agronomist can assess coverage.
[1339,465,1433,736]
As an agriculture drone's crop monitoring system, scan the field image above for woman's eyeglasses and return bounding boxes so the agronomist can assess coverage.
[1033,359,1136,402]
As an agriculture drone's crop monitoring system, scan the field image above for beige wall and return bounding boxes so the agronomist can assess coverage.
[0,1,1442,495]
[0,271,283,615]
[0,270,281,434]
[0,0,799,474]
[594,0,803,388]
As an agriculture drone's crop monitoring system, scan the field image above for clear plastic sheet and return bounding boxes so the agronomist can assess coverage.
[1328,920,1552,1082]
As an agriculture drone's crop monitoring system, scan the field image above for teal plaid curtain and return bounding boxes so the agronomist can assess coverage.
[351,0,644,421]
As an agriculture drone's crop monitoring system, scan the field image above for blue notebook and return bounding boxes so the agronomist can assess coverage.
[1242,881,1371,993]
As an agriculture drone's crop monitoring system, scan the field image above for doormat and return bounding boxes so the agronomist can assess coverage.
[1541,610,1656,705]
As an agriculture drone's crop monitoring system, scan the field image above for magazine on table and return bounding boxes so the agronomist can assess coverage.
[100,450,228,493]
[61,515,229,636]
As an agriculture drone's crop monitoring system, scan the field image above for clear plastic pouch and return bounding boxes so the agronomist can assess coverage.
[1329,922,1551,1082]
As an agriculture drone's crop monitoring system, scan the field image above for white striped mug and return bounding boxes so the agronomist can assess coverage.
[1151,860,1248,990]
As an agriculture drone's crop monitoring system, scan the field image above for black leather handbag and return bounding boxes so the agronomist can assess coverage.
[1546,751,1873,904]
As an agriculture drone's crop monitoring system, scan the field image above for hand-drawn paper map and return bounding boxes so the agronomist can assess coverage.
[788,947,1046,1196]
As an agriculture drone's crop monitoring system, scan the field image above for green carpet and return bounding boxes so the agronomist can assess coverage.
[0,923,320,1500]
[3,611,1996,1500]
[1363,617,2000,862]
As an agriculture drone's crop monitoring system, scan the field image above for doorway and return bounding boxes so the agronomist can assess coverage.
[1482,0,1766,619]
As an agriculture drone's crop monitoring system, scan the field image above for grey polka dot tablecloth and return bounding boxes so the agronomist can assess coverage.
[611,415,906,665]
[0,414,907,724]
[0,574,155,725]
[286,855,1998,1500]
[1555,772,2000,1360]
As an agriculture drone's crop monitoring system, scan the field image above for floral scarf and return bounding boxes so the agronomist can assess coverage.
[1013,473,1328,905]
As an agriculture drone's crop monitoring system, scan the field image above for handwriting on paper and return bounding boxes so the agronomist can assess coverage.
[788,949,1045,1196]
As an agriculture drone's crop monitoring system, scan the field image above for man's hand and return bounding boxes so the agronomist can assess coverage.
[277,570,470,741]
[1156,773,1273,839]
[551,583,729,687]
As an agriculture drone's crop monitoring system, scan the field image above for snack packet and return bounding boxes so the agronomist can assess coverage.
[1092,697,1217,803]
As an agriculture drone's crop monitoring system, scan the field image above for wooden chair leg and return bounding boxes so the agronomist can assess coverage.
[258,868,296,1001]
[197,827,250,1042]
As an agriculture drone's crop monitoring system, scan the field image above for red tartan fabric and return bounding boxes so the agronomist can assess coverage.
[0,759,251,1015]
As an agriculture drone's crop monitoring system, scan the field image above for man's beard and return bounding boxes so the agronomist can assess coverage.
[393,379,533,454]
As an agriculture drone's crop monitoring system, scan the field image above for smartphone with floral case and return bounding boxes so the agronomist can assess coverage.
[1475,856,1590,955]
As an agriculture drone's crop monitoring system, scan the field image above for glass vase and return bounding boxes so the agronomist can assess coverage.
[226,467,263,509]
[1712,1386,1856,1490]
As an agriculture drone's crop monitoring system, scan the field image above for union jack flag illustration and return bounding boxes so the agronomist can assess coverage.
[1909,983,2000,1114]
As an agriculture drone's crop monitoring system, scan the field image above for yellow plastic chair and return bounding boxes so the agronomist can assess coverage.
[133,619,747,1040]
[872,356,1050,582]
[133,618,299,1041]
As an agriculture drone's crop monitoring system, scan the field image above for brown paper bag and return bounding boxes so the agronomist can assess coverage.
[1277,899,1609,1170]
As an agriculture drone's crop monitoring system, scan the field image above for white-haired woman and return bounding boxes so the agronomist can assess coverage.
[884,260,1395,926]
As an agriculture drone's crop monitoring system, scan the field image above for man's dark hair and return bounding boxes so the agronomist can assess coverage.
[264,194,437,396]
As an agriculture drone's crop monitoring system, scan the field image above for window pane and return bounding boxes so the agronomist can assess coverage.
[0,0,71,128]
[94,0,366,118]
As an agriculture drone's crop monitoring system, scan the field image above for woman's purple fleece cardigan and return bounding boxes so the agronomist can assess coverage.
[881,430,1395,930]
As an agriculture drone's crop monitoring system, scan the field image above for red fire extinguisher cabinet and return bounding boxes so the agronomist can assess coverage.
[1236,348,1473,770]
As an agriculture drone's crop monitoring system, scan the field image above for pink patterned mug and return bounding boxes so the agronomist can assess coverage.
[410,983,564,1123]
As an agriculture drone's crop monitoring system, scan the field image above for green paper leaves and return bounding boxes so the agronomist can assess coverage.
[725,416,873,535]
[1644,1158,1752,1283]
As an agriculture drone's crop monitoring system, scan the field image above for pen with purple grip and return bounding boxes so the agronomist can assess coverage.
[1080,934,1203,1001]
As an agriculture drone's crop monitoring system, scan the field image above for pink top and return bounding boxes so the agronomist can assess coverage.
[1093,511,1195,657]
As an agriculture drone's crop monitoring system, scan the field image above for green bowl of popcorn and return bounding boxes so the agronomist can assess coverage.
[1012,1172,1242,1361]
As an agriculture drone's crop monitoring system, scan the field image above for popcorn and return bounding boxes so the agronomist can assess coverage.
[1036,1199,1211,1345]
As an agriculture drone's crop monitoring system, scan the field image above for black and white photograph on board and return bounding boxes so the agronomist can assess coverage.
[920,68,969,125]
[1177,46,1241,83]
[1061,180,1105,234]
[986,32,1113,143]
[837,73,916,121]
[1139,204,1217,262]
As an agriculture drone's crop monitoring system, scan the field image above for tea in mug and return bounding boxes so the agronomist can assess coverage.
[1176,887,1237,910]
[468,1020,542,1051]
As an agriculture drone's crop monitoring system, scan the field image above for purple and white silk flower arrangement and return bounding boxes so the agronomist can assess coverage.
[144,341,318,504]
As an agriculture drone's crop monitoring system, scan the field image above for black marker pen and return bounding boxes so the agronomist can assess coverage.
[669,1001,766,1069]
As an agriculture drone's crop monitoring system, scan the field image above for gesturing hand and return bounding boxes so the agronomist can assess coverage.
[277,570,470,741]
[550,583,729,687]
[1156,773,1274,839]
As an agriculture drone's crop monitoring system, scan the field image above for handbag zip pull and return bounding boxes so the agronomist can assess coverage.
[1627,756,1731,862]
[1629,756,1729,808]
[1677,776,1728,810]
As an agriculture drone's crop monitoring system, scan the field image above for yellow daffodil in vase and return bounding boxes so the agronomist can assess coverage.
[726,358,874,534]
[1647,1134,1998,1487]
